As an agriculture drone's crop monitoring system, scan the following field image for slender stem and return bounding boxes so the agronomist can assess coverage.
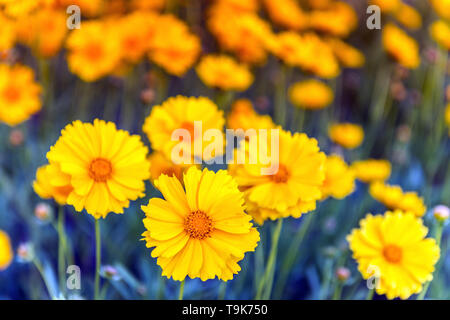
[178,280,185,300]
[157,277,166,299]
[255,219,283,299]
[274,65,288,126]
[57,206,66,296]
[332,282,343,300]
[94,219,101,300]
[33,258,55,299]
[218,282,227,300]
[417,221,444,300]
[366,288,374,300]
[274,212,314,299]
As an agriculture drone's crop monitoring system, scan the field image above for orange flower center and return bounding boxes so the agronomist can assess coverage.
[383,244,402,263]
[184,210,213,240]
[84,43,103,62]
[271,164,289,183]
[89,158,112,182]
[180,121,196,140]
[2,85,21,103]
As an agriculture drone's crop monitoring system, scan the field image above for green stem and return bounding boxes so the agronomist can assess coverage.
[94,219,101,300]
[33,258,55,299]
[57,206,66,296]
[178,280,185,300]
[366,288,374,300]
[218,282,227,300]
[274,65,288,126]
[417,221,444,300]
[332,282,343,300]
[274,212,314,298]
[255,219,283,299]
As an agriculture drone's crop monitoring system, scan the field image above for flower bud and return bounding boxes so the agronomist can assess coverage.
[17,243,34,262]
[34,203,53,222]
[335,267,351,281]
[9,129,24,146]
[433,205,449,222]
[100,265,121,281]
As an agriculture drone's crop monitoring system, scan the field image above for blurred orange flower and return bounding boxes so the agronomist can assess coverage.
[328,123,364,149]
[0,64,41,126]
[196,54,253,91]
[383,23,420,69]
[66,20,122,82]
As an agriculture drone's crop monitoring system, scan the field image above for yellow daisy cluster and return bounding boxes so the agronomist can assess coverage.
[288,79,334,110]
[229,130,326,224]
[196,55,254,92]
[348,211,440,299]
[0,64,41,126]
[328,123,364,149]
[33,119,150,219]
[369,182,426,217]
[141,167,260,281]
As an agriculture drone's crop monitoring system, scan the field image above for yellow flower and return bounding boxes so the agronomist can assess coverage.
[0,64,42,126]
[328,123,364,149]
[0,0,40,17]
[45,119,150,219]
[270,32,340,78]
[196,55,253,92]
[59,0,105,17]
[369,181,426,217]
[430,0,450,20]
[307,0,333,10]
[347,210,440,299]
[0,230,13,270]
[394,3,422,30]
[430,20,450,51]
[227,99,275,134]
[33,164,73,205]
[321,154,355,200]
[214,0,259,12]
[143,96,225,163]
[148,151,192,185]
[141,166,260,281]
[288,79,334,110]
[130,0,166,11]
[309,2,358,38]
[351,159,391,183]
[117,12,159,64]
[262,0,309,31]
[296,33,340,78]
[24,8,67,58]
[326,37,365,68]
[382,23,420,69]
[66,20,122,82]
[0,13,16,52]
[148,14,201,76]
[229,130,326,224]
[369,0,401,13]
[208,4,274,64]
